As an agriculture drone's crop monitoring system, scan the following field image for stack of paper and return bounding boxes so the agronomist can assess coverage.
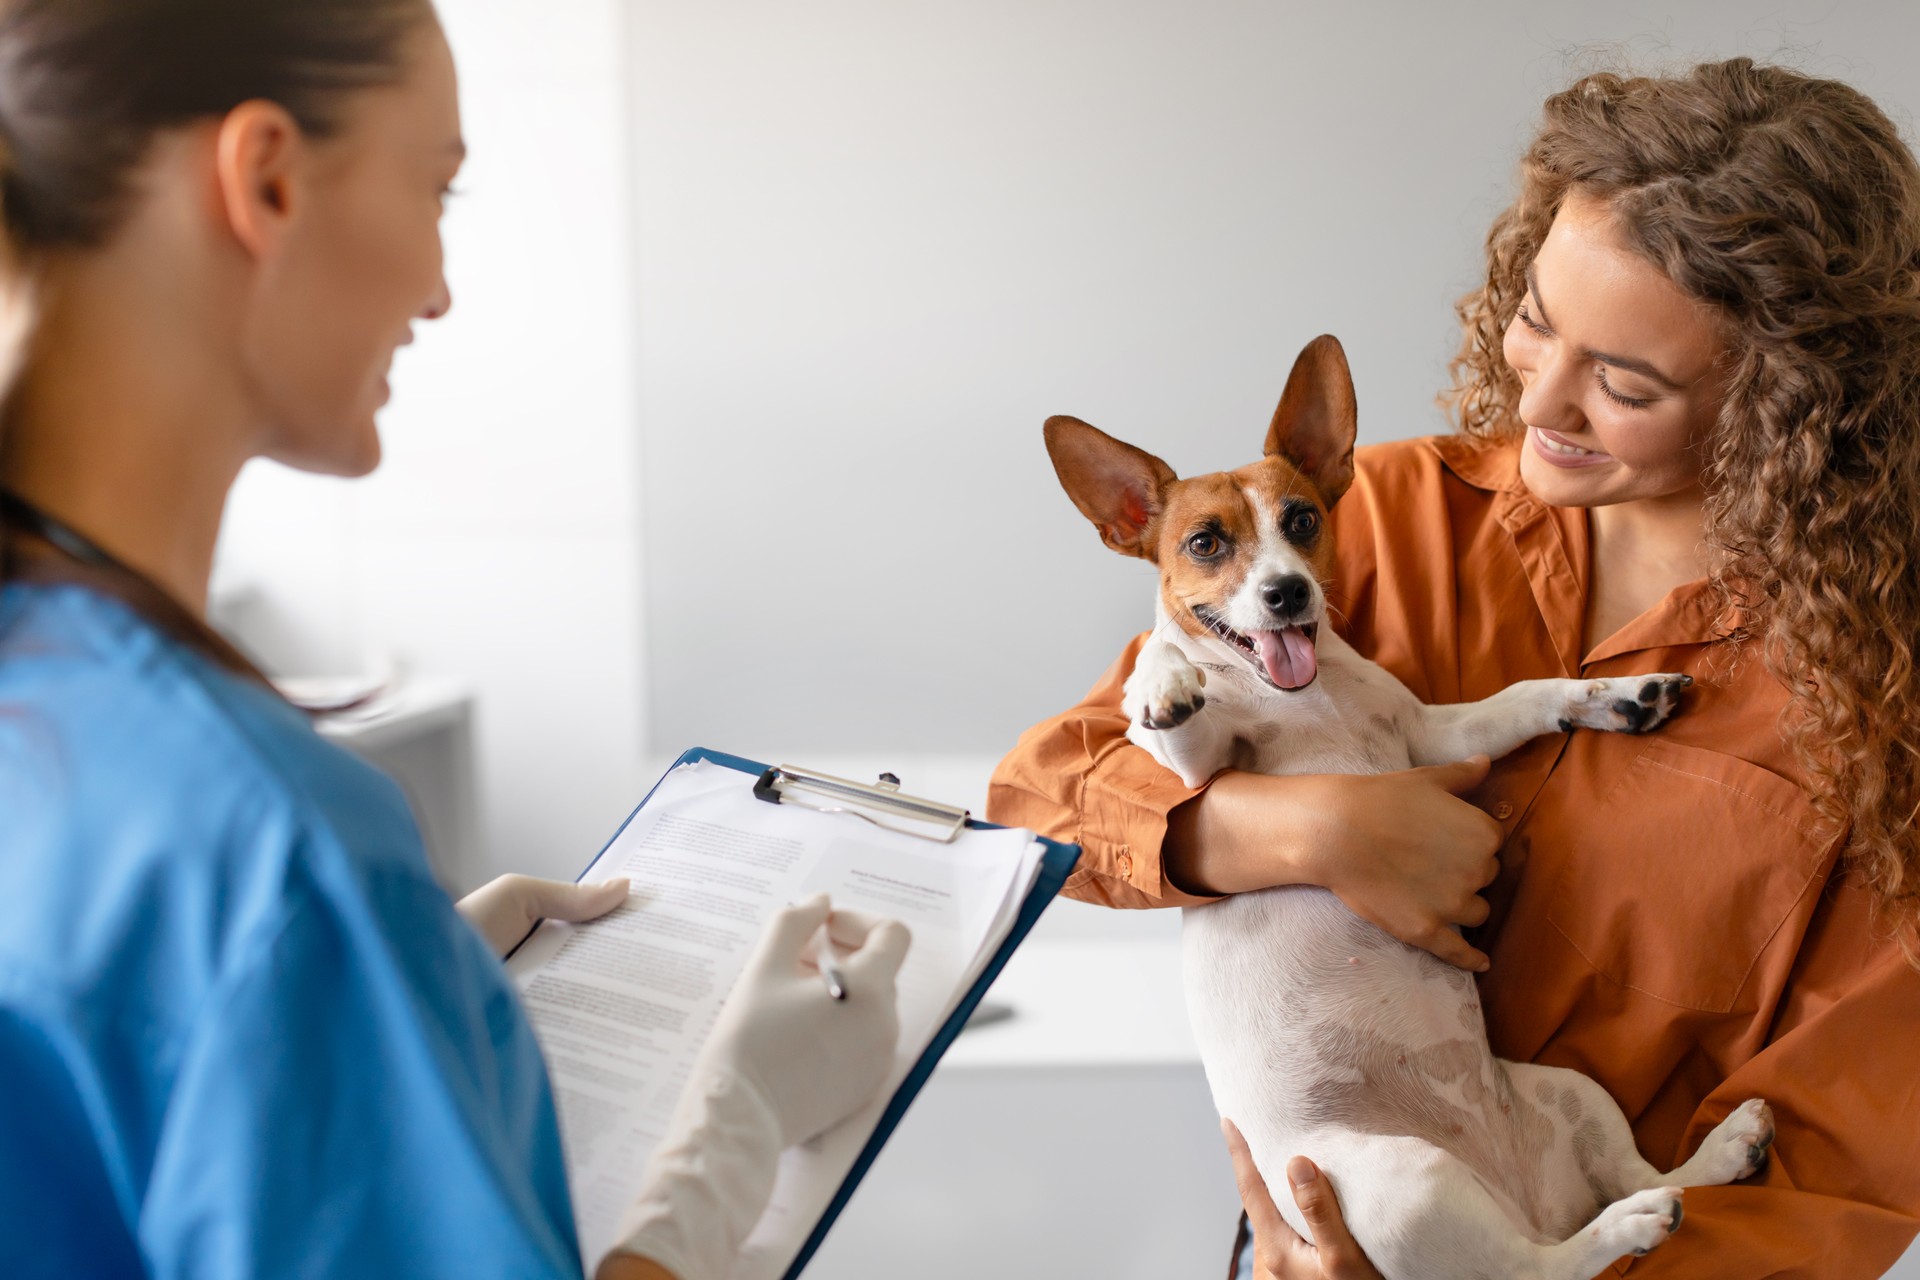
[505,759,1050,1278]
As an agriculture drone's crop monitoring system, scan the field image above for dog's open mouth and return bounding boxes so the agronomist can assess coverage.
[1193,606,1320,691]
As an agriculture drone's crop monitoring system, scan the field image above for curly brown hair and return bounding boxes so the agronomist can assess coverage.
[1448,57,1920,954]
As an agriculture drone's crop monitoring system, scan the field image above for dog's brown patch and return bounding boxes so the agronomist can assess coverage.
[1299,1021,1582,1242]
[1153,456,1337,645]
[1044,336,1359,669]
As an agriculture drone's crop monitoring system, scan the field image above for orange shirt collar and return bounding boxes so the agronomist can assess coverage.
[1422,434,1729,666]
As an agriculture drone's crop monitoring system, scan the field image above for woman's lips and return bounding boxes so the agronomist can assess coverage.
[1530,425,1612,468]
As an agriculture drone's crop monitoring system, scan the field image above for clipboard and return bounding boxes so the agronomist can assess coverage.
[534,746,1081,1279]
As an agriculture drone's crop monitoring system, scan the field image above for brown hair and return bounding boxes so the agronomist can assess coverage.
[0,0,436,249]
[0,0,436,670]
[1448,57,1920,953]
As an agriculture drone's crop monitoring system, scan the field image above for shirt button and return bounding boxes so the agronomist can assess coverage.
[1117,851,1134,878]
[1492,801,1515,820]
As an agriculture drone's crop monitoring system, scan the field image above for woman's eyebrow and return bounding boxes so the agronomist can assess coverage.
[1524,263,1687,391]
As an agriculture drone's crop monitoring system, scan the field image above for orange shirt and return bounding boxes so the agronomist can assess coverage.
[988,435,1920,1277]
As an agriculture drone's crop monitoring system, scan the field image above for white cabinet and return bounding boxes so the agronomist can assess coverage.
[317,682,482,893]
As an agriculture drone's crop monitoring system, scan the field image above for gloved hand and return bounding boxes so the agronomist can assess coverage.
[606,894,911,1280]
[455,874,631,957]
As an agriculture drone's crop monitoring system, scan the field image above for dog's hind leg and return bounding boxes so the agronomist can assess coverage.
[1663,1098,1775,1187]
[1518,1186,1688,1280]
[1501,1062,1773,1204]
[1316,1133,1681,1280]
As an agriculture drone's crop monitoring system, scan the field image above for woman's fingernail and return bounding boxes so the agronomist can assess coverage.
[1287,1157,1317,1185]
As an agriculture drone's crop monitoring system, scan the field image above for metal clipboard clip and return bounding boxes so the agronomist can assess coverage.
[752,764,970,843]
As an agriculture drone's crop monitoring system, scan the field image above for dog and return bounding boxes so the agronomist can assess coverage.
[1043,334,1773,1279]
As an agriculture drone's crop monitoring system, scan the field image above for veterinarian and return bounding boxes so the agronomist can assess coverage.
[991,59,1920,1279]
[0,3,909,1278]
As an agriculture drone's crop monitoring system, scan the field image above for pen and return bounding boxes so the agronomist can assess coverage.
[813,926,848,1001]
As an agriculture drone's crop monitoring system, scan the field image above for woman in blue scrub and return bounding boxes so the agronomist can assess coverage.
[0,3,909,1278]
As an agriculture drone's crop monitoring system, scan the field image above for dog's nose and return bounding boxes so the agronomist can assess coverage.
[1262,574,1314,615]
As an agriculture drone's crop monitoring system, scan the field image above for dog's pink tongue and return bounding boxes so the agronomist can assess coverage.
[1254,627,1318,690]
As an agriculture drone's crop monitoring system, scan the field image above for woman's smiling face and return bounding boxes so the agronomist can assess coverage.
[241,18,462,479]
[1503,189,1728,509]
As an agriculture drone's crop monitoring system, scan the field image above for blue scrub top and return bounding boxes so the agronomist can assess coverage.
[0,582,583,1278]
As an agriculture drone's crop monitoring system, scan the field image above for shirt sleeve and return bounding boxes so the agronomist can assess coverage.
[986,633,1220,908]
[1617,886,1920,1279]
[137,853,584,1280]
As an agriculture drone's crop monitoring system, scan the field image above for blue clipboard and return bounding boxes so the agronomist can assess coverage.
[533,746,1081,1278]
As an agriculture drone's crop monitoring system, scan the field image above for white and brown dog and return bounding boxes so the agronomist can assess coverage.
[1044,335,1772,1279]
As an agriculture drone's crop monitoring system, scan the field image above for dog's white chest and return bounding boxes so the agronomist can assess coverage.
[1172,629,1417,778]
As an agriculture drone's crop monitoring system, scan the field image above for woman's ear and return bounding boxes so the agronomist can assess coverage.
[214,100,306,259]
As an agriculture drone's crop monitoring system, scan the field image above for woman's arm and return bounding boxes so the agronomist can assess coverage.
[1166,762,1502,971]
[139,868,590,1277]
[987,634,1220,907]
[988,634,1504,969]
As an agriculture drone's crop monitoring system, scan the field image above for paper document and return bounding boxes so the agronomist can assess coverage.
[506,760,1046,1278]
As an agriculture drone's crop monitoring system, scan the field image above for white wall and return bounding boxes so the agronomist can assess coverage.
[217,0,646,888]
[626,0,1920,764]
[217,0,1920,873]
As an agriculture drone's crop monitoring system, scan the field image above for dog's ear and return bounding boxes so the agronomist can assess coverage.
[1044,415,1177,560]
[1265,334,1358,505]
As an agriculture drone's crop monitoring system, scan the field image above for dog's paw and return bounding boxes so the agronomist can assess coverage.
[1682,1098,1774,1185]
[1559,674,1692,735]
[1587,1186,1684,1260]
[1123,642,1207,731]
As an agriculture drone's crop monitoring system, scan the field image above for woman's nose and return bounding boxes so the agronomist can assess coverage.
[1516,344,1582,432]
[420,277,453,323]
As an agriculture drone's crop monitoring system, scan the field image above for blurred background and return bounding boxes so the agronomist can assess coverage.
[211,3,1920,1275]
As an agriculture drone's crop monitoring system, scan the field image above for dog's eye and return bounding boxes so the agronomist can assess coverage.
[1187,531,1222,559]
[1285,507,1321,541]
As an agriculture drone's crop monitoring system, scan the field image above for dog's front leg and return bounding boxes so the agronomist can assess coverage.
[1123,641,1235,788]
[1405,674,1694,766]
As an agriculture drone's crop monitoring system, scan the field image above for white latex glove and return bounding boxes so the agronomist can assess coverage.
[455,873,631,957]
[608,894,911,1280]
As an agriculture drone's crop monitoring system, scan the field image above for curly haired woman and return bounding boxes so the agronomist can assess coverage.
[990,57,1920,1279]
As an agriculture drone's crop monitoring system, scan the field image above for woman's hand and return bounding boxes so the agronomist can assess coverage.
[695,895,911,1146]
[455,873,631,957]
[1167,755,1502,970]
[1300,757,1502,971]
[608,896,910,1280]
[1224,1119,1382,1280]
